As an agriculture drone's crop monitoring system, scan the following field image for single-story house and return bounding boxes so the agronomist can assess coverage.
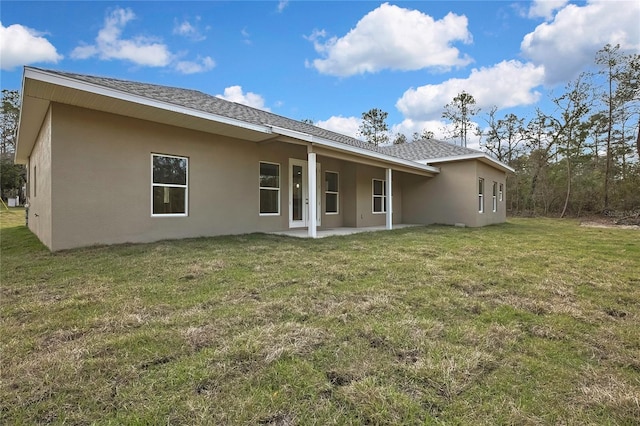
[15,67,513,251]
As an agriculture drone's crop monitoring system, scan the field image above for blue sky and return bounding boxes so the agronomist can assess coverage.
[2,1,639,148]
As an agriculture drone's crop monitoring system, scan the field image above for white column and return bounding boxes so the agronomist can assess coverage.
[386,168,393,230]
[308,151,317,238]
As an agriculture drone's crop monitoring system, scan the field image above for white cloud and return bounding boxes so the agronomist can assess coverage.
[277,1,289,13]
[391,118,482,149]
[308,2,472,77]
[173,17,206,42]
[527,0,569,20]
[315,116,361,139]
[71,7,215,74]
[396,60,545,121]
[521,0,640,85]
[0,22,62,70]
[216,86,270,111]
[71,8,172,67]
[241,27,252,45]
[391,119,446,140]
[175,56,215,74]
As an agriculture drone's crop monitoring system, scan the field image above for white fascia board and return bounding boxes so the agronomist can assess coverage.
[270,125,440,174]
[415,153,515,173]
[24,67,272,135]
[14,71,31,163]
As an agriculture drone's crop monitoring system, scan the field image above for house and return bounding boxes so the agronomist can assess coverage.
[15,67,513,251]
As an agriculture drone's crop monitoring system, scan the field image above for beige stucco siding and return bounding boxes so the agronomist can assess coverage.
[49,103,303,250]
[39,104,406,250]
[474,161,507,227]
[27,102,504,251]
[400,160,506,227]
[317,156,344,229]
[26,107,53,249]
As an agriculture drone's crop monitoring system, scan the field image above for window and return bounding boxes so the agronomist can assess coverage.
[152,154,188,216]
[372,179,386,213]
[325,171,339,214]
[492,181,498,212]
[478,178,484,213]
[259,162,280,215]
[499,183,504,202]
[33,165,37,198]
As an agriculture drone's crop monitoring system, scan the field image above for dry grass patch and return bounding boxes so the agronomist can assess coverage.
[2,209,640,424]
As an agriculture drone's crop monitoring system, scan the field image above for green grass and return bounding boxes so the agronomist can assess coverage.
[2,207,639,425]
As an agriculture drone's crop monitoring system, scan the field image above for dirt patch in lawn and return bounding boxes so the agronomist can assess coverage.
[580,216,640,230]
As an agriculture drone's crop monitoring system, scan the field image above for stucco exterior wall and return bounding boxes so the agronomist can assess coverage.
[401,160,507,227]
[474,161,507,227]
[26,108,53,249]
[317,156,344,229]
[26,103,506,250]
[38,104,403,250]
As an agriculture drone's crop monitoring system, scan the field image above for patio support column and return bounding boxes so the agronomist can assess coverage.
[308,150,317,238]
[386,168,393,230]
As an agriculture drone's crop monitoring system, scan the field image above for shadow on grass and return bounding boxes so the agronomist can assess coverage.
[0,225,47,255]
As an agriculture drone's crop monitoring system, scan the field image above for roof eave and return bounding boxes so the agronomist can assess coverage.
[415,153,515,173]
[25,67,274,135]
[15,67,277,163]
[14,69,32,164]
[271,126,440,175]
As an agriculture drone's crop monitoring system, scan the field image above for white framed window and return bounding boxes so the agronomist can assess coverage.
[478,178,484,213]
[492,181,498,212]
[259,162,280,215]
[151,154,188,216]
[499,183,504,202]
[372,179,386,213]
[325,171,339,214]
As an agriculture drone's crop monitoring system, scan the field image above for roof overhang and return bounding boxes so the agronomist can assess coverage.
[15,67,274,164]
[271,126,439,176]
[415,153,515,173]
[14,67,439,176]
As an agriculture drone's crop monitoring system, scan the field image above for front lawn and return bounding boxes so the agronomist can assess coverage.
[1,208,639,424]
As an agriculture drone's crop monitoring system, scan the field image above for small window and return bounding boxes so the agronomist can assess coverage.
[499,183,504,202]
[492,181,498,212]
[372,179,386,213]
[325,171,339,214]
[152,154,188,216]
[478,178,484,213]
[259,162,280,215]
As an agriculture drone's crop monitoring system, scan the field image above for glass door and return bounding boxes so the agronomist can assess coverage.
[289,159,321,228]
[290,160,307,228]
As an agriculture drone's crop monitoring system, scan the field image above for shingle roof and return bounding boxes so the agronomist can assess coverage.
[35,68,493,167]
[41,68,386,154]
[380,138,481,161]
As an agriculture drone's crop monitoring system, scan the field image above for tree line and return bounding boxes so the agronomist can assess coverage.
[355,44,639,217]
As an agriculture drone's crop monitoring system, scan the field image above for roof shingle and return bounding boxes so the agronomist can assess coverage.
[43,68,385,153]
[380,138,482,161]
[36,68,488,164]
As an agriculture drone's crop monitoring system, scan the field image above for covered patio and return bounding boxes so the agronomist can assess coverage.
[268,223,422,238]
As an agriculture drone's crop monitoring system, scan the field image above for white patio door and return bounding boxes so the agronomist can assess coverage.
[289,159,321,228]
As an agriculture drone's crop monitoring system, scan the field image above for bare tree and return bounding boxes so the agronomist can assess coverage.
[393,133,407,145]
[480,106,526,164]
[412,129,434,142]
[547,74,593,218]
